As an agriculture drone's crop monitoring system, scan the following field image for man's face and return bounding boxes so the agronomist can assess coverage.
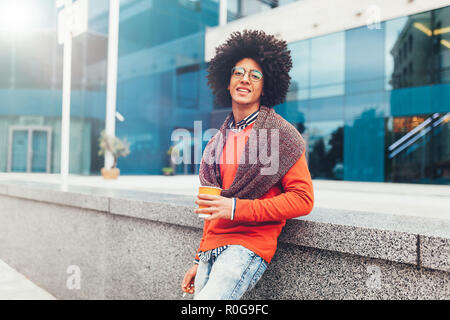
[227,58,264,107]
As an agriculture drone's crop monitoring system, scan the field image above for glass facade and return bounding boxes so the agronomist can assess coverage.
[0,1,449,184]
[114,0,219,174]
[0,0,218,175]
[274,6,450,184]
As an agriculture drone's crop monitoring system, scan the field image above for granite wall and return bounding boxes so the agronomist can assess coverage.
[0,181,448,299]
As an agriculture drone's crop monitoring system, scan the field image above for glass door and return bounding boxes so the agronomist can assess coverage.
[31,130,49,172]
[10,130,29,172]
[8,126,52,173]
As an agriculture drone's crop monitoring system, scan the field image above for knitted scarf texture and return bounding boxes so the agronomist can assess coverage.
[199,106,305,200]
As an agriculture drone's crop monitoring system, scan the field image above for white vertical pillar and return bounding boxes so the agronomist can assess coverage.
[104,0,120,169]
[219,0,227,26]
[10,32,16,89]
[60,16,72,183]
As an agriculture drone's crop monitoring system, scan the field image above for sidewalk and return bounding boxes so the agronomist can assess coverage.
[0,259,55,300]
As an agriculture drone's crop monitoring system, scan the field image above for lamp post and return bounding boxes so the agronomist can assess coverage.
[219,0,227,26]
[56,0,87,183]
[104,0,120,170]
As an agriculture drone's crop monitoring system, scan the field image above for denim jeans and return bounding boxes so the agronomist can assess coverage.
[194,245,268,300]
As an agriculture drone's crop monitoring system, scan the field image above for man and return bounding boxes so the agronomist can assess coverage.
[181,30,314,300]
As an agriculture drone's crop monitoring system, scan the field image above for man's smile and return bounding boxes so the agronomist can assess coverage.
[236,86,251,95]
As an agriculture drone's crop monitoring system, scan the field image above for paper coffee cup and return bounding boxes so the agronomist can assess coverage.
[197,186,222,218]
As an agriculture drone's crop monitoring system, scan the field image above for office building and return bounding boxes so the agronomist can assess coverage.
[0,0,449,184]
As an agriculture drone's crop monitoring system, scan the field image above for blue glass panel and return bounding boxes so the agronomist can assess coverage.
[437,7,450,84]
[118,0,216,57]
[345,92,387,122]
[201,0,220,27]
[275,100,307,125]
[177,66,200,110]
[31,130,47,172]
[288,40,310,96]
[116,119,162,174]
[389,85,432,117]
[385,112,450,184]
[309,96,344,122]
[310,32,345,99]
[344,93,386,182]
[384,17,408,90]
[12,130,28,172]
[385,12,435,91]
[431,83,450,113]
[198,65,214,111]
[344,111,385,182]
[345,24,385,94]
[307,120,344,180]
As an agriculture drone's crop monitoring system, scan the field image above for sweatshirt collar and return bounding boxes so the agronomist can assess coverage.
[228,109,259,132]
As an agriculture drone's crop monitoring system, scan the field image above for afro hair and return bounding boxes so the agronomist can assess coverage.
[207,29,292,108]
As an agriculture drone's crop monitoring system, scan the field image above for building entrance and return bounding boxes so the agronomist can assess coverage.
[7,126,52,173]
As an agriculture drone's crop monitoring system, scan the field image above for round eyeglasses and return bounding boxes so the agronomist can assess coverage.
[231,66,263,82]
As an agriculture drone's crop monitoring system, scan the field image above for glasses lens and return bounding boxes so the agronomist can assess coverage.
[232,67,245,77]
[231,67,263,81]
[250,70,263,81]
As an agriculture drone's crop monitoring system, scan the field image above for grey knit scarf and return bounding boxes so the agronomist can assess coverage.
[199,105,305,200]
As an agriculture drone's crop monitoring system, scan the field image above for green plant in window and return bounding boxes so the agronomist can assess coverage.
[98,130,130,169]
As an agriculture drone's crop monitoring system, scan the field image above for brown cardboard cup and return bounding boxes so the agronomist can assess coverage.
[197,186,222,218]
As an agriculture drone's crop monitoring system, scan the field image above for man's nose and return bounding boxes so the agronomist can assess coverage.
[240,72,250,83]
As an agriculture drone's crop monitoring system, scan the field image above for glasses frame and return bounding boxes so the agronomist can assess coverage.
[231,66,264,82]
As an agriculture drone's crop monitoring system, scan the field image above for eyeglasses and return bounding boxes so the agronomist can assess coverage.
[231,66,263,82]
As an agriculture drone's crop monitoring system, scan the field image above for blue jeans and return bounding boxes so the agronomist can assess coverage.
[194,245,268,300]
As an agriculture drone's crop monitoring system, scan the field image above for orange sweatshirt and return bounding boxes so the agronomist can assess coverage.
[196,122,314,263]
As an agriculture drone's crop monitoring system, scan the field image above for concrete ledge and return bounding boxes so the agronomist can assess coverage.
[1,180,447,268]
[420,235,450,272]
[6,184,110,213]
[0,180,448,299]
[280,219,418,265]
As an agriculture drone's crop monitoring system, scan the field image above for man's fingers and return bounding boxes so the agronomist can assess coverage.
[195,200,207,206]
[195,199,217,207]
[182,269,195,290]
[195,207,219,214]
[182,277,190,289]
[197,194,220,200]
[204,213,220,221]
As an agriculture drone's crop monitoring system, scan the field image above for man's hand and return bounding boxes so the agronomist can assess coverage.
[194,194,233,221]
[182,264,198,295]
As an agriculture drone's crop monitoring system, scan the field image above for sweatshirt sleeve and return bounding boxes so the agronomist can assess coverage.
[234,152,314,222]
[194,220,210,263]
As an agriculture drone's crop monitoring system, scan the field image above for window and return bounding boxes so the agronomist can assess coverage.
[176,64,201,109]
[403,41,407,60]
[408,34,413,52]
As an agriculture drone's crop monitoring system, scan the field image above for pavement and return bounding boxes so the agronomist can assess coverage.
[0,259,55,300]
[0,172,449,299]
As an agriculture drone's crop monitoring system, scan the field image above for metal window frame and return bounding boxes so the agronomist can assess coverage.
[7,126,52,173]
